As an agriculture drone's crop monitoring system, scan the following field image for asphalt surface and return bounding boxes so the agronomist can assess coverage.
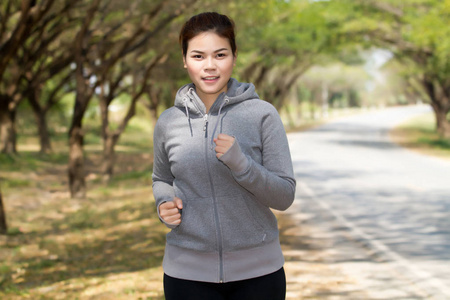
[284,105,450,300]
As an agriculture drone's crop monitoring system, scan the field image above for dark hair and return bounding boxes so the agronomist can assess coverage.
[179,12,236,57]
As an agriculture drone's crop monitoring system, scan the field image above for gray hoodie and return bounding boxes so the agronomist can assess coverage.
[152,78,296,283]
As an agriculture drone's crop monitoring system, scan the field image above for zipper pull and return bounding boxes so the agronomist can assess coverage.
[203,114,208,131]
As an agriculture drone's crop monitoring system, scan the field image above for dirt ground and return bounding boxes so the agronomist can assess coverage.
[0,150,372,299]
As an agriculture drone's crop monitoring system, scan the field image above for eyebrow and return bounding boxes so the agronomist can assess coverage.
[190,48,229,54]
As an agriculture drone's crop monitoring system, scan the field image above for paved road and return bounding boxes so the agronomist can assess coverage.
[287,105,450,300]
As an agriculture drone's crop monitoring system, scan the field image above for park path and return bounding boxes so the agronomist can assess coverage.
[280,105,450,300]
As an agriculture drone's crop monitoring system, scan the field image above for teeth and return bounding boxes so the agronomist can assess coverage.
[204,77,218,80]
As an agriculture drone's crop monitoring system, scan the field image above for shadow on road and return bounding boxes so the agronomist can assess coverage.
[277,199,429,299]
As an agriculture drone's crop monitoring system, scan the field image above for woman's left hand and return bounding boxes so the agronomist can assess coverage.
[214,133,235,159]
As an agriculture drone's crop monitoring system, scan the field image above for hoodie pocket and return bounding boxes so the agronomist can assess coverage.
[167,197,217,252]
[217,194,267,252]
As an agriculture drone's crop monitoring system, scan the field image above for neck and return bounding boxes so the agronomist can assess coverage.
[203,98,215,113]
[197,92,218,113]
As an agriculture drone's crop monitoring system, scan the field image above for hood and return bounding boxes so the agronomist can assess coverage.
[174,78,259,143]
[174,78,259,116]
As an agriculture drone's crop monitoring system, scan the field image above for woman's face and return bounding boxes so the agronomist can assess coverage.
[183,31,236,104]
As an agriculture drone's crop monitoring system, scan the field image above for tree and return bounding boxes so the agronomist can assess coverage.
[324,0,450,138]
[0,0,58,153]
[21,4,77,153]
[26,70,74,154]
[98,52,166,182]
[232,0,347,111]
[0,1,78,154]
[300,63,368,114]
[68,0,197,197]
[372,0,450,137]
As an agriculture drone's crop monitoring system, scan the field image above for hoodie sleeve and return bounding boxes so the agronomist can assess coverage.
[152,117,178,228]
[219,104,296,211]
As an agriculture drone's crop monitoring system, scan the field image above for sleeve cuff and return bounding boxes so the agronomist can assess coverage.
[218,137,249,173]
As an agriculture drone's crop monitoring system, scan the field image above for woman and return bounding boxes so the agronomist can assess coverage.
[152,12,296,300]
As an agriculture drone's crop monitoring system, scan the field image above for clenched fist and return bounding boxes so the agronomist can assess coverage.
[214,133,235,159]
[159,197,183,225]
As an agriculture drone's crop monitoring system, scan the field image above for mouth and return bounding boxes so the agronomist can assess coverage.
[202,76,220,81]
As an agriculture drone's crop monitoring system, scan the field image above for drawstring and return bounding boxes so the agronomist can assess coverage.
[182,97,190,120]
[182,89,229,143]
[182,96,193,137]
[210,96,229,149]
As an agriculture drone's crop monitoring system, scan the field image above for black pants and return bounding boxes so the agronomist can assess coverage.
[164,267,286,300]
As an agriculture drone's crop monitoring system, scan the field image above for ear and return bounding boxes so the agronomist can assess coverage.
[182,53,187,69]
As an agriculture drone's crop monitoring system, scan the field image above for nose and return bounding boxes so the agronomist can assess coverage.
[205,57,216,70]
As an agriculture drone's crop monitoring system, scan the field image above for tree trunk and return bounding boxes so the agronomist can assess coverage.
[36,111,52,154]
[432,105,450,139]
[310,89,317,120]
[68,126,86,198]
[28,90,52,153]
[296,87,304,123]
[0,97,17,154]
[0,186,7,234]
[68,71,91,199]
[423,78,450,139]
[100,94,139,182]
[321,81,329,119]
[99,89,118,184]
[145,85,163,129]
[436,92,450,139]
[67,0,103,198]
[101,134,119,183]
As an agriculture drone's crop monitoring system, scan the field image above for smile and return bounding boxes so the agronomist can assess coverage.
[203,76,220,81]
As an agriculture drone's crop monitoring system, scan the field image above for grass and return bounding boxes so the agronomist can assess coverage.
[390,112,450,160]
[0,141,168,299]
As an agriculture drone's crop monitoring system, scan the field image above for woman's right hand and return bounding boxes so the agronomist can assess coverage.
[159,197,183,225]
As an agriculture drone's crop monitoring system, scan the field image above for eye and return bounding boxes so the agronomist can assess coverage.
[192,55,203,59]
[217,53,226,58]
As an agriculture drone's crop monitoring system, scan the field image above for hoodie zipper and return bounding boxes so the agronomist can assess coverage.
[189,92,209,136]
[189,91,225,283]
[203,114,225,283]
[203,114,208,133]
